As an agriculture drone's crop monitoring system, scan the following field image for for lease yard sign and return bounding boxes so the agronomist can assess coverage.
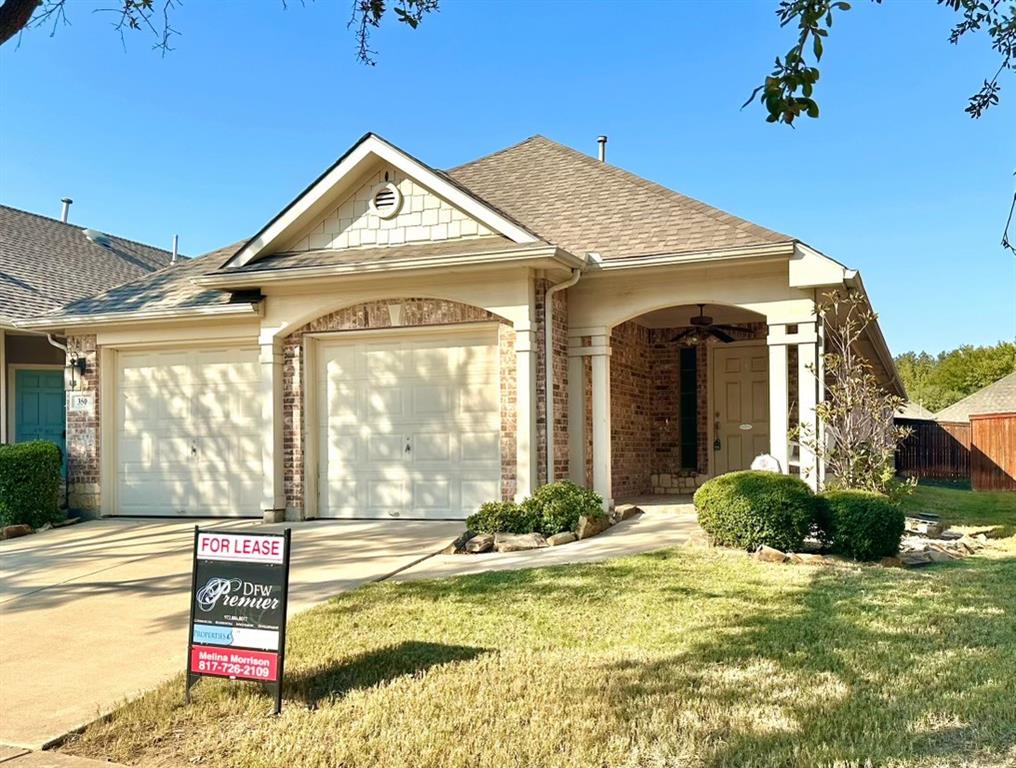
[186,528,292,714]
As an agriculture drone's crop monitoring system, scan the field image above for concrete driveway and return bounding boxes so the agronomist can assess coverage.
[0,517,460,750]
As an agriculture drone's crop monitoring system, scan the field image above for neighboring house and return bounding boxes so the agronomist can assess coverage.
[935,371,1016,423]
[895,401,935,421]
[20,134,901,518]
[0,204,175,456]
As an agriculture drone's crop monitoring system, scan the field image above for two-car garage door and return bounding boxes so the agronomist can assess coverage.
[115,347,261,516]
[112,328,501,519]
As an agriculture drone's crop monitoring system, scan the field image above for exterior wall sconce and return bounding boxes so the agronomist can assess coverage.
[67,355,86,389]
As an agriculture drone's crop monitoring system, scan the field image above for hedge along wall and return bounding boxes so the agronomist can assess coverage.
[0,441,63,528]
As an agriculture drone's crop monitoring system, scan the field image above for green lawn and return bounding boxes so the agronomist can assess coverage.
[65,537,1016,768]
[901,481,1016,529]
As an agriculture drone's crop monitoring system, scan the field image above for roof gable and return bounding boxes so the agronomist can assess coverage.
[279,163,499,252]
[225,133,540,269]
[447,135,793,260]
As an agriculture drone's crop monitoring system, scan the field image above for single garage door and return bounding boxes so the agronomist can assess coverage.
[318,326,501,519]
[116,346,262,516]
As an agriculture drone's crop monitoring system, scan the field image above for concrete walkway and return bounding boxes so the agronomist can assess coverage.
[0,746,125,766]
[0,517,460,750]
[393,496,698,582]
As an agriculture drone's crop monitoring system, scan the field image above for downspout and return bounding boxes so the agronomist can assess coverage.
[544,268,582,483]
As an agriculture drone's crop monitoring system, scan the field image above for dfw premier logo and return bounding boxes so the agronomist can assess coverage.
[193,577,282,651]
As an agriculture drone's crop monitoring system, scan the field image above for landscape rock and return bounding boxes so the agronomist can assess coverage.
[900,551,933,567]
[611,504,642,523]
[755,545,787,563]
[879,556,904,568]
[494,532,548,552]
[576,514,612,540]
[788,552,825,565]
[927,548,958,563]
[2,524,33,540]
[547,531,577,546]
[905,517,944,537]
[442,530,475,554]
[465,533,494,554]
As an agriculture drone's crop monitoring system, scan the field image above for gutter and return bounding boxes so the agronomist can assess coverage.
[16,302,263,332]
[588,241,796,272]
[544,267,583,483]
[195,245,581,289]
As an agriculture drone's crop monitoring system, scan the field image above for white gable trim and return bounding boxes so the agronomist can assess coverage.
[225,134,539,269]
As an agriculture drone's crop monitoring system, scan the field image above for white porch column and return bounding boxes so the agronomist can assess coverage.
[797,322,819,490]
[259,336,286,520]
[589,330,613,511]
[767,326,790,474]
[514,322,538,500]
[567,341,586,486]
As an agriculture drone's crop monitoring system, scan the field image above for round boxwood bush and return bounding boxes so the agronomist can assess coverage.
[0,440,63,529]
[522,480,604,536]
[693,470,816,552]
[465,500,538,534]
[818,489,905,561]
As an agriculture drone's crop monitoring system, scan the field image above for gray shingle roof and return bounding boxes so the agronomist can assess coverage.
[935,372,1016,422]
[0,205,176,323]
[895,401,936,420]
[38,241,244,321]
[447,136,793,260]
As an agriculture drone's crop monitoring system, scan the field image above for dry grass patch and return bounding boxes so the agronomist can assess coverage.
[63,539,1016,768]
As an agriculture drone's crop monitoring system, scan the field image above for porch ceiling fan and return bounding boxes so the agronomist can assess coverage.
[671,304,739,344]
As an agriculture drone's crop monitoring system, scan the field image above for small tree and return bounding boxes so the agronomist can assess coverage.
[800,289,913,498]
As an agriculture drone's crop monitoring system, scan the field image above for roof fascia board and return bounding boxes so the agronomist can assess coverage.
[789,242,851,287]
[15,302,263,332]
[226,134,539,269]
[583,241,795,273]
[195,246,579,289]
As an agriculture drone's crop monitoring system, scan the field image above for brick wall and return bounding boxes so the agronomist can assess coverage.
[534,279,569,486]
[609,321,653,498]
[281,298,518,516]
[66,334,100,513]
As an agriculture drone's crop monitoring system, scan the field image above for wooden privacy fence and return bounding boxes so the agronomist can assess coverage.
[896,419,971,480]
[971,413,1016,491]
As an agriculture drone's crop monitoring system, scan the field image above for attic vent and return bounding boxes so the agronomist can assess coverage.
[81,228,113,249]
[369,182,403,220]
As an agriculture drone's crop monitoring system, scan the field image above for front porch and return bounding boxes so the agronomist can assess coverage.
[566,299,824,509]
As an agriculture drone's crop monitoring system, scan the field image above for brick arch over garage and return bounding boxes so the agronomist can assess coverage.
[281,298,517,515]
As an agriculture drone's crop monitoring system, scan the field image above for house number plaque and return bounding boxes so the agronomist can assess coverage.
[67,392,95,415]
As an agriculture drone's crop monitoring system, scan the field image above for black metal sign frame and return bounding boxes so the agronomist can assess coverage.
[185,526,292,715]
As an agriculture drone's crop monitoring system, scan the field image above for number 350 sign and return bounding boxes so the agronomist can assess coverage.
[185,528,292,714]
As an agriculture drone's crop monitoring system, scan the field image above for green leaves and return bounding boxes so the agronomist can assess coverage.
[744,0,848,125]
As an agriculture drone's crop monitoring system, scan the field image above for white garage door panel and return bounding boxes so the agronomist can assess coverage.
[115,347,261,517]
[318,327,501,520]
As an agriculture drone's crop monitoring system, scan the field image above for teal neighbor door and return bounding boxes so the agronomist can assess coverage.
[14,369,66,468]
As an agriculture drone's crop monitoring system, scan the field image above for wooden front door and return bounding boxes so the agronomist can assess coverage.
[15,369,66,471]
[712,345,769,474]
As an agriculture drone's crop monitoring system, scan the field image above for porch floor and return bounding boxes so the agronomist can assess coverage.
[391,495,700,582]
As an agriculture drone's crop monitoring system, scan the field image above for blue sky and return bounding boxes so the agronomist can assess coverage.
[1,0,1013,356]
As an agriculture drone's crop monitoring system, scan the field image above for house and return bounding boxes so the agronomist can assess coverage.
[934,371,1016,423]
[19,134,901,518]
[0,204,175,457]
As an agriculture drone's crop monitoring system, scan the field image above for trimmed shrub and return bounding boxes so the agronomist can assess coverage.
[523,481,604,536]
[466,500,538,535]
[0,441,62,529]
[817,490,905,561]
[693,470,816,553]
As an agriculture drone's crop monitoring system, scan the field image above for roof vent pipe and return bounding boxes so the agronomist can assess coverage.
[60,198,73,223]
[597,135,607,163]
[171,234,179,264]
